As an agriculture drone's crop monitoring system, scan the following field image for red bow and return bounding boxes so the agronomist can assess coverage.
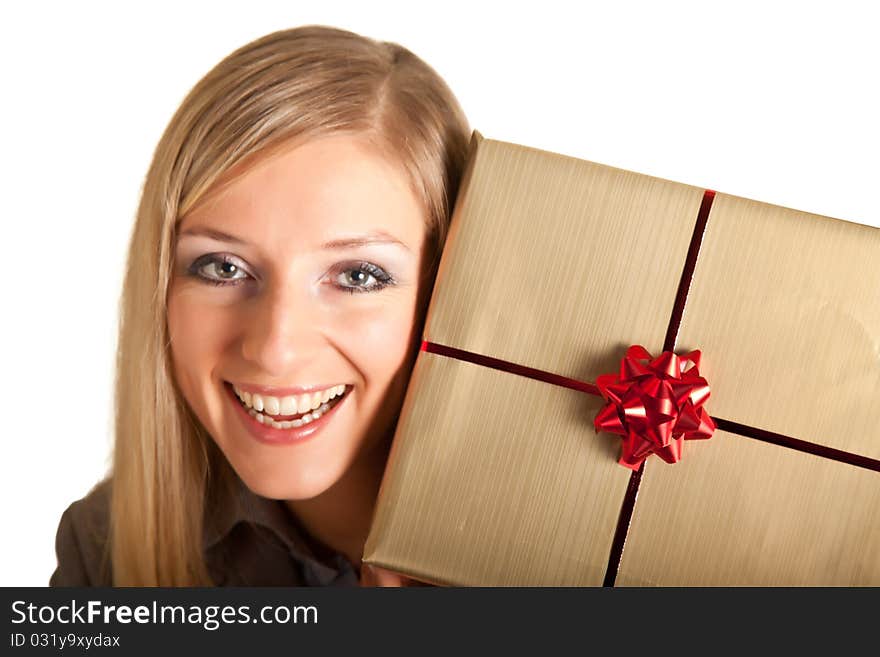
[593,345,716,470]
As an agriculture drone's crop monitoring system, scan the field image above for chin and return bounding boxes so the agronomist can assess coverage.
[234,458,346,501]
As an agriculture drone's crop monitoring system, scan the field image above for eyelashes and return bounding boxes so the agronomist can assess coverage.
[334,261,395,294]
[187,254,249,286]
[185,253,396,294]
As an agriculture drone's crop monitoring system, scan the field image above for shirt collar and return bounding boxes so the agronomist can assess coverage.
[202,473,358,586]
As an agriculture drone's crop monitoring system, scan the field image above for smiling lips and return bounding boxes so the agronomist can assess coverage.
[231,383,349,430]
[233,384,347,415]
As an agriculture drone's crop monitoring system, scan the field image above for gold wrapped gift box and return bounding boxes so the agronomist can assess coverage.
[362,131,880,586]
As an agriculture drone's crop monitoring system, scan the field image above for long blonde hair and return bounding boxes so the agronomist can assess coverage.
[109,25,470,585]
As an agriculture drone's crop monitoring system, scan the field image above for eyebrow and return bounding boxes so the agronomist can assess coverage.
[178,227,411,252]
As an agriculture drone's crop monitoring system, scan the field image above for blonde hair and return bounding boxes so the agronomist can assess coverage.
[109,25,471,585]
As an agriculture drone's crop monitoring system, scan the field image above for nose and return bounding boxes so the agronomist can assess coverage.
[239,283,321,377]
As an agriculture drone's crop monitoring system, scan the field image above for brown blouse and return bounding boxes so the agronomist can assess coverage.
[49,476,360,587]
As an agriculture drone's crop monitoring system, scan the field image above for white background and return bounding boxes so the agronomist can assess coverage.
[2,0,877,586]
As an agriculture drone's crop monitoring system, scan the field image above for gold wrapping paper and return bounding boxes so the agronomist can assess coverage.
[363,131,880,585]
[676,192,880,457]
[365,354,630,586]
[617,430,880,586]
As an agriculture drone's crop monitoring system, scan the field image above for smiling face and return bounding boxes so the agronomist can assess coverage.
[167,134,429,501]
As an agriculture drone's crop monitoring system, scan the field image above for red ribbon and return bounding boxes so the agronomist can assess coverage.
[593,345,716,470]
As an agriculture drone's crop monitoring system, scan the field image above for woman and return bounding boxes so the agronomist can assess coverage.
[49,24,470,586]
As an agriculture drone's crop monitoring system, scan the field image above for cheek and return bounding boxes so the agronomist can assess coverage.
[167,288,234,396]
[337,295,418,384]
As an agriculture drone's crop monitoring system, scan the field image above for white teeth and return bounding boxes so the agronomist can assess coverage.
[279,395,298,415]
[234,384,347,413]
[294,393,311,413]
[247,406,325,429]
[263,395,280,415]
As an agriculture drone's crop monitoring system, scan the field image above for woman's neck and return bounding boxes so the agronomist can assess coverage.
[283,430,392,574]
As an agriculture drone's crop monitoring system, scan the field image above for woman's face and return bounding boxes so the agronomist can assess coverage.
[167,134,429,500]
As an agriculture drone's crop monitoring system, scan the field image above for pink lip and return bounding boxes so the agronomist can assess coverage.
[224,381,350,446]
[230,381,349,396]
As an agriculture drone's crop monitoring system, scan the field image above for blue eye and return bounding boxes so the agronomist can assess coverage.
[185,254,395,293]
[187,254,251,286]
[335,262,395,294]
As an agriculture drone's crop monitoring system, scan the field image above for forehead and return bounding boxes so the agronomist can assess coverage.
[179,134,426,251]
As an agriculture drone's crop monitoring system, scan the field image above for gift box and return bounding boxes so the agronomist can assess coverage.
[362,131,880,586]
